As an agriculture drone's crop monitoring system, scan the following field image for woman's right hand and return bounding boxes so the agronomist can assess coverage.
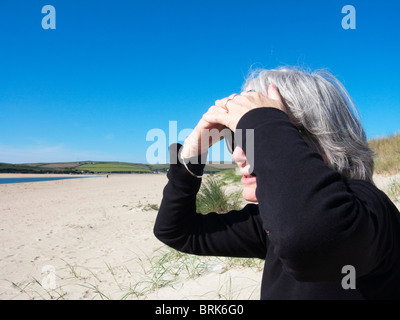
[182,85,286,160]
[181,106,227,160]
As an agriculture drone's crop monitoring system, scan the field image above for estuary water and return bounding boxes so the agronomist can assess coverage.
[0,176,98,184]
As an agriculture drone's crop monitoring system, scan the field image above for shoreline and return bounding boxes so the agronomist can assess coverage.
[0,173,102,178]
[0,172,166,178]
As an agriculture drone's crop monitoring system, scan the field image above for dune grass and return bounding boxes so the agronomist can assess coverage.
[196,175,243,214]
[387,179,400,203]
[369,133,400,175]
[4,245,263,300]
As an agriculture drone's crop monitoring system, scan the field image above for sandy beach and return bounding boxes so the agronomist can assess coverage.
[0,172,399,300]
[0,173,263,300]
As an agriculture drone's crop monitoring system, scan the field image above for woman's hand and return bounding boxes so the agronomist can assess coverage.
[181,84,286,159]
[181,112,227,159]
[203,84,287,132]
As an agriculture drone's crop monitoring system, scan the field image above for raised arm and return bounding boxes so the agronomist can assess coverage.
[153,143,267,259]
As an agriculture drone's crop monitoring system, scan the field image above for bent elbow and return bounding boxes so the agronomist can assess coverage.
[153,224,162,242]
[153,223,171,246]
[153,223,192,254]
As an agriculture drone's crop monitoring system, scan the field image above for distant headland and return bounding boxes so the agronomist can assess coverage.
[0,161,235,174]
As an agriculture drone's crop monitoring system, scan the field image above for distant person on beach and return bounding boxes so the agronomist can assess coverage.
[154,67,400,299]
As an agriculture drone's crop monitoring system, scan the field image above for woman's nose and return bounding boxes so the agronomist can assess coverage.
[232,146,247,165]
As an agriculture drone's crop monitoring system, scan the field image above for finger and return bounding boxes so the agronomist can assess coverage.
[216,97,232,112]
[215,93,239,107]
[230,93,240,100]
[215,99,223,107]
[202,107,229,127]
[208,105,217,112]
[215,97,229,107]
[267,84,283,103]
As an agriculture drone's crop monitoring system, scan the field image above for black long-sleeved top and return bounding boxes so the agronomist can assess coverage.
[153,108,400,300]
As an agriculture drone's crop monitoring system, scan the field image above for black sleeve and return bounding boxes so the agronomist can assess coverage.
[236,107,389,282]
[153,143,267,259]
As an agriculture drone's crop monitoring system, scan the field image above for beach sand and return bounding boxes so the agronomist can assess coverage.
[0,172,399,300]
[0,173,262,300]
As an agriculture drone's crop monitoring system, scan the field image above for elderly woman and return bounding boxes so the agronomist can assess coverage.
[153,67,400,299]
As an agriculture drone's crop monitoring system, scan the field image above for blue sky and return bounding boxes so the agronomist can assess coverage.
[0,0,399,164]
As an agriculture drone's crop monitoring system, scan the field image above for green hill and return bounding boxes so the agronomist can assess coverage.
[0,161,235,174]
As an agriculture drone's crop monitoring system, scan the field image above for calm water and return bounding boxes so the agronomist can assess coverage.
[0,176,98,185]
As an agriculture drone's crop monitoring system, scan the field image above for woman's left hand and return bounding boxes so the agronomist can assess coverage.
[202,84,287,132]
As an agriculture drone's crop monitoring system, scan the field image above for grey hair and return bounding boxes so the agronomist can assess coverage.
[242,66,375,182]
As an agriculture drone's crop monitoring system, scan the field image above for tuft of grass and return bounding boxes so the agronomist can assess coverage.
[136,201,160,212]
[387,179,400,203]
[143,203,159,211]
[196,176,243,214]
[224,257,264,271]
[369,133,400,175]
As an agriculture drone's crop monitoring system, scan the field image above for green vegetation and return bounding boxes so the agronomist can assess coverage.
[388,179,400,203]
[0,161,233,174]
[77,163,151,173]
[137,201,160,211]
[196,175,243,214]
[369,133,400,175]
[0,162,75,174]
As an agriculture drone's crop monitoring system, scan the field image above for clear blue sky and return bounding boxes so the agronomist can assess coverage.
[1,0,399,164]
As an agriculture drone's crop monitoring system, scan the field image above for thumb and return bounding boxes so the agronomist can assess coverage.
[267,83,288,114]
[267,83,283,102]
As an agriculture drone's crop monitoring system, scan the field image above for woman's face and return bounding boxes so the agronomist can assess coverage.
[232,146,258,203]
[231,142,328,204]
